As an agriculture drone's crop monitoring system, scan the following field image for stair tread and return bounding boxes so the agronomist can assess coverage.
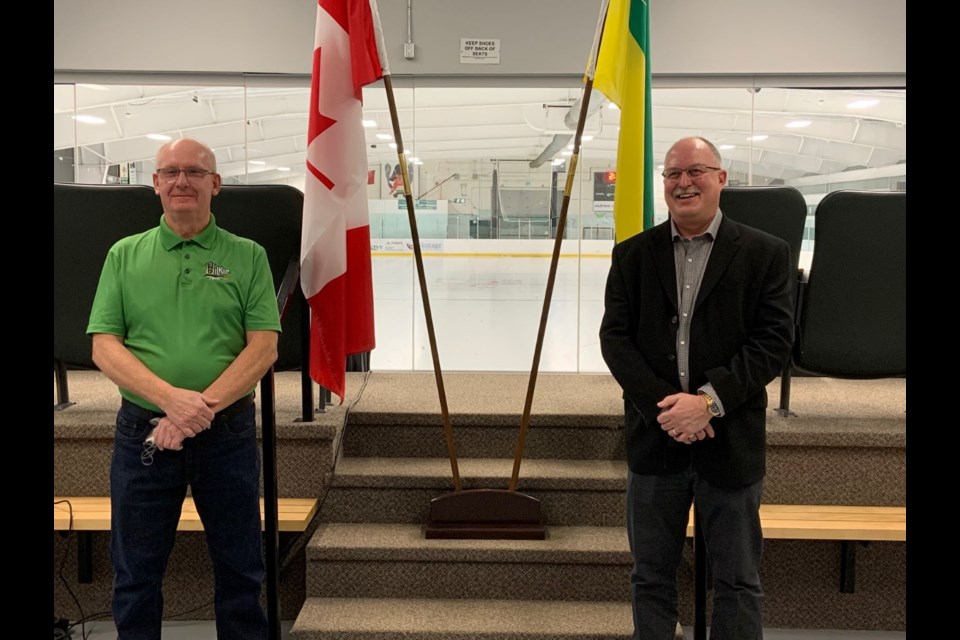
[345,371,624,427]
[307,523,630,564]
[331,457,625,489]
[292,597,632,636]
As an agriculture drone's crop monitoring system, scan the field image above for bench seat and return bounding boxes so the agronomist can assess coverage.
[54,496,319,532]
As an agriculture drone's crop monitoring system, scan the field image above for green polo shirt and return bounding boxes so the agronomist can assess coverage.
[87,214,282,412]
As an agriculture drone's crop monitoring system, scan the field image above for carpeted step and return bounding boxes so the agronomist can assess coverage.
[290,597,633,639]
[304,523,638,601]
[341,419,626,460]
[320,457,627,526]
[340,371,625,459]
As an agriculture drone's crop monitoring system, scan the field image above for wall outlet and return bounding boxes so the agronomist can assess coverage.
[403,42,415,59]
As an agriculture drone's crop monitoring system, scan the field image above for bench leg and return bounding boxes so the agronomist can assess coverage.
[840,541,857,593]
[77,532,93,584]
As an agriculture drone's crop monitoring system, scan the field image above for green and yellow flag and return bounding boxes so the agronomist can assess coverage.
[592,0,654,242]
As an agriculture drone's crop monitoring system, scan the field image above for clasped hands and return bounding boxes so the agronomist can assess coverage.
[656,392,716,445]
[150,388,220,451]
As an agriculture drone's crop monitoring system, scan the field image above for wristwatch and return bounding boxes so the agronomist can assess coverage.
[699,390,722,418]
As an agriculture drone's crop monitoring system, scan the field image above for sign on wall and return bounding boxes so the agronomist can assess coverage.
[460,38,500,64]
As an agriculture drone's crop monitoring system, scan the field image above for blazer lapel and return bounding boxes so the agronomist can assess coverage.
[695,216,741,311]
[651,222,679,311]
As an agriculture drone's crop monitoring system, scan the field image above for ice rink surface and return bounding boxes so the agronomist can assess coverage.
[370,239,611,373]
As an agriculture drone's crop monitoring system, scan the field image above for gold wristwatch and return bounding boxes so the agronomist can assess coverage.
[699,390,722,418]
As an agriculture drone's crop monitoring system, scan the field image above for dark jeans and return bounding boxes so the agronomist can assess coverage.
[110,399,267,640]
[626,468,764,640]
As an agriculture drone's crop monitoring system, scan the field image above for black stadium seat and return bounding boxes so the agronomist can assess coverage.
[794,190,906,378]
[718,185,808,414]
[54,183,162,370]
[719,185,808,275]
[54,184,160,407]
[212,185,305,372]
[53,182,312,410]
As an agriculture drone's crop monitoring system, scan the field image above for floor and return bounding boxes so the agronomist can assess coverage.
[72,620,905,639]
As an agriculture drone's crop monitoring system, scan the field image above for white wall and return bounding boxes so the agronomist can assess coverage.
[54,0,905,80]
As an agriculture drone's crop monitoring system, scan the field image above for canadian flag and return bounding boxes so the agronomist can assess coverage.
[302,0,385,402]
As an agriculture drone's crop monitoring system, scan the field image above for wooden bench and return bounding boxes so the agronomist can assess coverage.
[54,496,319,532]
[686,504,905,599]
[684,504,906,541]
[54,496,319,582]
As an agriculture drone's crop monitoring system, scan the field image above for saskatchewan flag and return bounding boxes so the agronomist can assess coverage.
[593,0,653,242]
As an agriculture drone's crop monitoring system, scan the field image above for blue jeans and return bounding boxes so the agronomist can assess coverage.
[110,399,267,640]
[626,468,764,640]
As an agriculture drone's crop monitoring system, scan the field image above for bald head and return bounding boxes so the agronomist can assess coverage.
[666,136,722,165]
[155,138,217,172]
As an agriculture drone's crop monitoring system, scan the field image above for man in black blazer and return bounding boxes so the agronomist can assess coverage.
[600,137,794,639]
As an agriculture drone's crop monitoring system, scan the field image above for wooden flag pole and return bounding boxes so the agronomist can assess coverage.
[509,6,609,493]
[382,73,461,493]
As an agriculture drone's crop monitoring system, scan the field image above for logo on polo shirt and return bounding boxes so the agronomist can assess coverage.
[204,262,232,280]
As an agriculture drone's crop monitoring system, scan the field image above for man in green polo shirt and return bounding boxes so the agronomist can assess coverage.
[87,138,280,639]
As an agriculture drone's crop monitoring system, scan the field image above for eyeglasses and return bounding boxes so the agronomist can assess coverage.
[156,167,216,182]
[661,165,722,181]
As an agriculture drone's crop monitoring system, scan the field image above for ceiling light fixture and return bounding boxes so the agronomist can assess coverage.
[362,119,377,128]
[747,134,768,141]
[147,133,172,141]
[785,120,812,128]
[376,133,393,140]
[847,99,879,109]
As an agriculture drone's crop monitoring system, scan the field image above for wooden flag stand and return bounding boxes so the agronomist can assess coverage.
[381,6,602,540]
[425,489,544,540]
[421,72,598,543]
[384,18,603,544]
[382,73,547,542]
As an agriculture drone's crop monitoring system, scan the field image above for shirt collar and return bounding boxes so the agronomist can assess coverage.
[158,213,218,250]
[670,210,723,241]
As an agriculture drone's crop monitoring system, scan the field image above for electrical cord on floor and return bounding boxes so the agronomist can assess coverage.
[65,609,112,638]
[54,499,82,638]
[278,369,372,572]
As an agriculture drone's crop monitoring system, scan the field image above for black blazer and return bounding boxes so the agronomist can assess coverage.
[599,215,794,488]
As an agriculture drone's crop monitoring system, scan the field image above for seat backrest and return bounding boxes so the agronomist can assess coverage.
[54,183,306,372]
[795,190,906,377]
[211,185,305,371]
[54,183,162,368]
[719,185,807,273]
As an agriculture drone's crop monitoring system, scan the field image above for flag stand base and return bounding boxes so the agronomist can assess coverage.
[424,488,545,540]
